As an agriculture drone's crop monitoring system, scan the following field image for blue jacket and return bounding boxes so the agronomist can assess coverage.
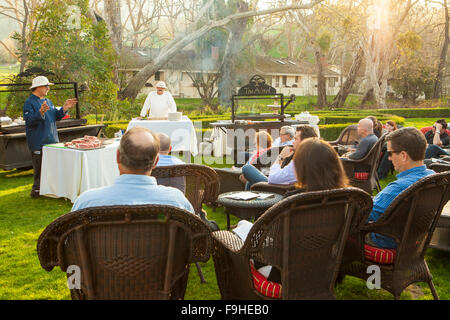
[23,94,66,151]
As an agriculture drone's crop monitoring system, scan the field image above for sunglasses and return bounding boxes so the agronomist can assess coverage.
[387,150,402,157]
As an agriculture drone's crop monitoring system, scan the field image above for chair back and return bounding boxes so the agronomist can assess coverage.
[152,164,220,215]
[342,134,386,193]
[367,172,450,269]
[37,205,212,300]
[428,162,450,173]
[334,125,359,146]
[241,188,372,299]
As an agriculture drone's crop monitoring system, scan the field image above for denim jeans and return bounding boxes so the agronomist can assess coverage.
[242,164,268,190]
[425,144,449,159]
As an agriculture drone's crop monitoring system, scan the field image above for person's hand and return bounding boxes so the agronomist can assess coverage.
[40,101,50,116]
[279,146,294,159]
[63,98,77,112]
[239,174,247,184]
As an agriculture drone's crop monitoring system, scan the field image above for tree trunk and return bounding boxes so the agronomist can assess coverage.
[19,0,29,73]
[433,0,449,99]
[316,50,327,107]
[330,45,364,108]
[218,1,248,107]
[118,0,326,100]
[104,0,122,85]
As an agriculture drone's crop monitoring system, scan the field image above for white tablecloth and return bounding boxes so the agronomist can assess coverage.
[127,116,198,155]
[40,141,120,203]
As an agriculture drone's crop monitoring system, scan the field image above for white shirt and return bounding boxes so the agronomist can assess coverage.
[140,91,177,118]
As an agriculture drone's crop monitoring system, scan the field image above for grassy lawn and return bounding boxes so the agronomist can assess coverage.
[1,154,449,300]
[0,115,449,300]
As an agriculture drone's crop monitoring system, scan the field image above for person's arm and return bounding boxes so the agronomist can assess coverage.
[23,99,46,126]
[268,161,296,185]
[433,123,443,146]
[168,93,177,113]
[348,138,370,160]
[140,93,152,118]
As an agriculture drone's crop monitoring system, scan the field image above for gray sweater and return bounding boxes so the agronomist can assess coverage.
[348,134,378,160]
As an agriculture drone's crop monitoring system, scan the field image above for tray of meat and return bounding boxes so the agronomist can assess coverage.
[64,136,105,150]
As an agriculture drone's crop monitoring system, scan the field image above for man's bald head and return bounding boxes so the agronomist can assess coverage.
[358,118,374,138]
[157,132,171,153]
[119,127,160,173]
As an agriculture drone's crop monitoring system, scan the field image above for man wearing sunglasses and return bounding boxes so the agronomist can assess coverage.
[367,127,434,249]
[424,119,450,159]
[24,76,77,198]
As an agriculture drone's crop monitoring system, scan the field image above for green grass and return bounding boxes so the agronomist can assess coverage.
[1,118,450,300]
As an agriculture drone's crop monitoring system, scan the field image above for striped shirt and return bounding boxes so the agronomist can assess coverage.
[369,165,434,248]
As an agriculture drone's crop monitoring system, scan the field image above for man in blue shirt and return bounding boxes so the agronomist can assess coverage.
[155,132,186,192]
[23,76,77,198]
[72,127,194,214]
[368,127,435,248]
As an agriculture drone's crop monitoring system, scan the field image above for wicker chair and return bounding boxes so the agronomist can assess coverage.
[339,172,450,300]
[212,187,372,300]
[151,164,220,217]
[250,181,296,195]
[428,162,450,173]
[340,134,386,194]
[37,205,212,300]
[214,167,245,194]
[328,125,359,153]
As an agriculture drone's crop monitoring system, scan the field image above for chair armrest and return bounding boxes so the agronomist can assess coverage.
[250,182,295,195]
[212,230,245,253]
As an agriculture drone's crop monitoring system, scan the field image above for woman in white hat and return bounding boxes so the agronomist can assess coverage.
[23,75,77,198]
[139,80,177,119]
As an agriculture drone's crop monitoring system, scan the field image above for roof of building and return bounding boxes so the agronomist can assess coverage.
[119,47,340,76]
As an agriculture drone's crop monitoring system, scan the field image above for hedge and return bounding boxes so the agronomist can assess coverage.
[377,108,450,118]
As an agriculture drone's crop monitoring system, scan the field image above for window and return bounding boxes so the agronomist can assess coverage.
[275,76,280,88]
[282,76,287,87]
[328,77,339,88]
[155,71,161,81]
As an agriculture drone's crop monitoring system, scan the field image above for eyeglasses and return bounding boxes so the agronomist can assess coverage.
[387,150,402,157]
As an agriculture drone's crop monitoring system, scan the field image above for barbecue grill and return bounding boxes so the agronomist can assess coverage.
[0,82,104,170]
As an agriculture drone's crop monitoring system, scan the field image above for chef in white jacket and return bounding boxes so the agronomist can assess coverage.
[139,81,177,119]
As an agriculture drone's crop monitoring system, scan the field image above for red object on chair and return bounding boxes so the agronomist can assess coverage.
[62,114,71,120]
[421,126,450,136]
[250,261,282,299]
[364,244,396,264]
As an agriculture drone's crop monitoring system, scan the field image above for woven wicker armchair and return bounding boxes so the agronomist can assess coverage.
[340,134,386,194]
[151,164,220,216]
[214,167,245,194]
[250,182,296,195]
[339,172,450,300]
[37,205,212,300]
[328,124,359,147]
[212,188,372,300]
[428,162,450,173]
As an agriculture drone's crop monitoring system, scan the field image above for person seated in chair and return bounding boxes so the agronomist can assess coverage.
[233,137,349,283]
[272,126,295,147]
[424,119,450,159]
[71,127,194,214]
[341,118,378,160]
[368,127,435,249]
[239,125,318,190]
[154,132,186,193]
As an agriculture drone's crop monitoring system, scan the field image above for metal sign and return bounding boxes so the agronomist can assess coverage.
[237,75,276,96]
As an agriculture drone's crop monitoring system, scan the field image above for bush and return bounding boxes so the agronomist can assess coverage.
[377,108,450,118]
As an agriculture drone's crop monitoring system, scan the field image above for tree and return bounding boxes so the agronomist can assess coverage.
[118,0,326,101]
[391,31,434,103]
[7,0,118,119]
[0,0,43,72]
[432,0,449,98]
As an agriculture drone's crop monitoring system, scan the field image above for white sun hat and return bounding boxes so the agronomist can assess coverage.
[155,81,167,89]
[30,76,54,89]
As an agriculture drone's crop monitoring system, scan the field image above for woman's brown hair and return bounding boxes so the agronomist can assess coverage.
[386,120,398,131]
[293,138,349,191]
[256,131,273,150]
